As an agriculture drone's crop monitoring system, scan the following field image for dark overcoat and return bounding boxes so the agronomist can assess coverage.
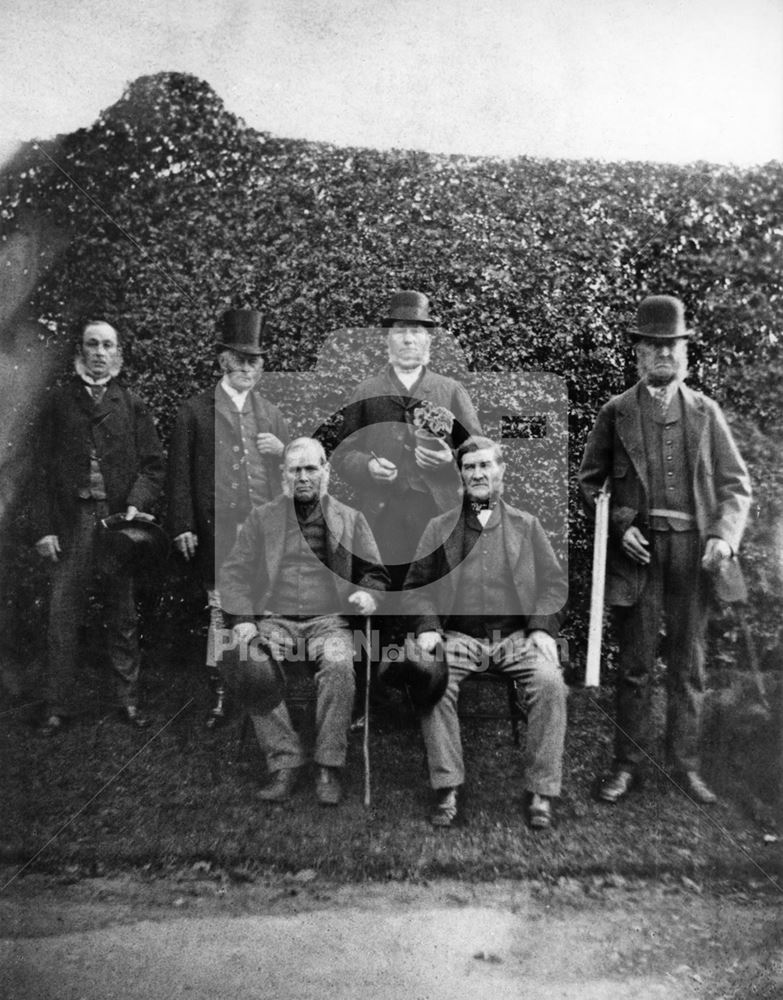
[32,376,164,540]
[578,382,751,606]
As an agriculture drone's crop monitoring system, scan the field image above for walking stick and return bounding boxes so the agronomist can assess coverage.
[363,616,372,807]
[585,478,611,687]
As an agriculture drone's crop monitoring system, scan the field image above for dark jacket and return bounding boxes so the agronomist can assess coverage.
[335,366,482,517]
[32,376,164,540]
[167,385,290,584]
[219,494,389,622]
[578,381,751,606]
[401,499,567,638]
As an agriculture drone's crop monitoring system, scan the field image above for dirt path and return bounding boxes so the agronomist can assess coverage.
[0,872,780,999]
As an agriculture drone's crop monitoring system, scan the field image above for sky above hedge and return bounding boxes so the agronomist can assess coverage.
[2,0,781,168]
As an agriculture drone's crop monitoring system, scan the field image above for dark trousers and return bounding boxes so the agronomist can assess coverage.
[45,502,140,716]
[612,530,707,773]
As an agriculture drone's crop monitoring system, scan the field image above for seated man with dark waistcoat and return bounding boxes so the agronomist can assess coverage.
[219,437,389,806]
[401,436,568,829]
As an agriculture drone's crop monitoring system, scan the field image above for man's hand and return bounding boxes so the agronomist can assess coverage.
[233,621,259,645]
[368,455,398,483]
[174,532,198,560]
[702,536,732,572]
[416,630,442,656]
[124,505,138,521]
[256,433,285,456]
[35,535,60,562]
[348,590,378,616]
[622,526,651,565]
[529,629,560,666]
[414,443,452,469]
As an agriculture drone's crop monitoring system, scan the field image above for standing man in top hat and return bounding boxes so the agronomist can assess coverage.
[579,295,751,805]
[168,309,290,728]
[335,290,482,590]
[33,318,165,735]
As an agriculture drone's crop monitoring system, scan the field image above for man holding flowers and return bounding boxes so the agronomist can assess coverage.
[335,290,481,589]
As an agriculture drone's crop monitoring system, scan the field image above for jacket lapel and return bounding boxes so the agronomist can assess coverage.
[616,383,648,495]
[214,384,238,427]
[500,501,522,573]
[679,384,708,472]
[93,380,123,423]
[264,498,288,582]
[322,497,350,580]
[71,376,99,417]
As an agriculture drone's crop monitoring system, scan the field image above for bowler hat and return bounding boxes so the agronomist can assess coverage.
[99,513,169,574]
[216,309,267,355]
[380,290,439,328]
[219,638,285,713]
[632,295,693,341]
[378,635,448,711]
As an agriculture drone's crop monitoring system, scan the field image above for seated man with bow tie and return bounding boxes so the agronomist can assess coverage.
[401,436,568,829]
[32,319,165,735]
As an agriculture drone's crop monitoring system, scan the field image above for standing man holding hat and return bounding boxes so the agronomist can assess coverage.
[335,290,481,589]
[33,318,165,735]
[168,309,290,728]
[579,294,751,805]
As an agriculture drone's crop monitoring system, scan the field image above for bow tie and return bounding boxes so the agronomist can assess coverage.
[470,499,496,513]
[84,381,107,403]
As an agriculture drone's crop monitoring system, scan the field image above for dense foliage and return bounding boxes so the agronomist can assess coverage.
[1,72,781,669]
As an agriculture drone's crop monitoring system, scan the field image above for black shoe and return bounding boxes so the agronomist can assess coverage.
[39,714,66,737]
[205,685,227,730]
[315,766,343,806]
[679,770,717,805]
[527,792,552,830]
[121,705,150,729]
[598,768,635,804]
[258,768,298,802]
[430,787,460,828]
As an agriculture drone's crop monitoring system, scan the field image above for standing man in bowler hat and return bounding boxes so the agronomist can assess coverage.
[335,290,482,589]
[579,295,751,805]
[168,309,290,728]
[33,319,165,735]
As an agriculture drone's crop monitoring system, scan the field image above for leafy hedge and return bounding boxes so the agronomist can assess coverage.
[1,72,782,669]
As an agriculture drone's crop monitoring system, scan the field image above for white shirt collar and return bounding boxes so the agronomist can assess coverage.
[219,375,250,411]
[392,365,423,391]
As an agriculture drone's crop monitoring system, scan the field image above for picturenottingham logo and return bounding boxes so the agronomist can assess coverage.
[216,323,568,619]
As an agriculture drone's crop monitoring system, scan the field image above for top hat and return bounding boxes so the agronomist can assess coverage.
[99,513,169,574]
[216,309,267,355]
[632,295,693,341]
[380,290,439,328]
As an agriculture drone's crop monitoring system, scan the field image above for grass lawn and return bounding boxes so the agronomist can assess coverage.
[1,631,781,888]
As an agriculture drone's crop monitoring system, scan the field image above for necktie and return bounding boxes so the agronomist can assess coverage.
[88,384,106,404]
[653,386,669,418]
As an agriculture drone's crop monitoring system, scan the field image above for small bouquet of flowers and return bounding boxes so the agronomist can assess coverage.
[412,400,454,440]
